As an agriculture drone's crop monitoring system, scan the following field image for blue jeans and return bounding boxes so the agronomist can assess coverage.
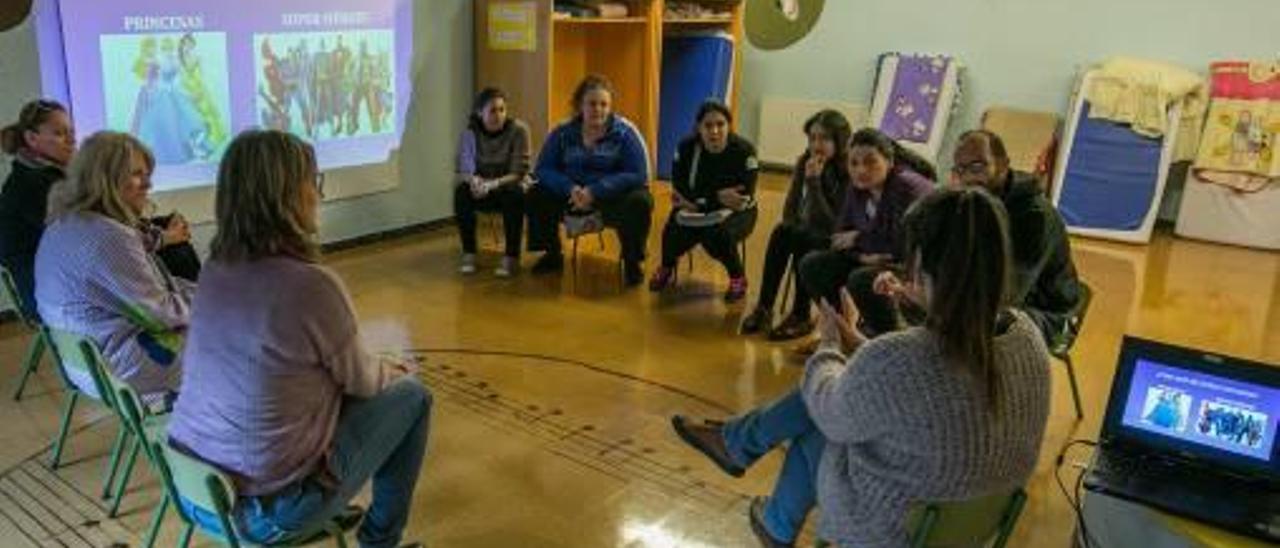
[184,377,432,548]
[722,388,825,543]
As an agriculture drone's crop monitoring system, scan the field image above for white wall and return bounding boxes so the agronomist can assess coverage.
[737,0,1280,171]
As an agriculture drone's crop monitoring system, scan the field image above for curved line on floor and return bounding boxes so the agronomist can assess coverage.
[405,347,735,414]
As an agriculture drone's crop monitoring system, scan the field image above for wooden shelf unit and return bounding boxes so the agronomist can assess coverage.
[475,1,744,168]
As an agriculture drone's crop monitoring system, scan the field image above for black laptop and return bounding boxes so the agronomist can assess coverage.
[1084,336,1280,542]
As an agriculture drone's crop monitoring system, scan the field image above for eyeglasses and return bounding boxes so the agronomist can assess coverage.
[314,172,326,198]
[950,161,990,177]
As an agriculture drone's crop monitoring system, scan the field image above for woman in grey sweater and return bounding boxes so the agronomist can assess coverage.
[673,187,1051,547]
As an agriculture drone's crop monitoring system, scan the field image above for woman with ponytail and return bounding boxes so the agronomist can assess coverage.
[0,99,74,319]
[672,187,1050,547]
[453,87,531,277]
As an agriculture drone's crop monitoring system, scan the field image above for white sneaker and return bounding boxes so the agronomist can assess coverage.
[495,256,518,278]
[459,253,477,275]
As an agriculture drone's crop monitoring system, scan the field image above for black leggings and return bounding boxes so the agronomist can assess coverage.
[659,208,757,277]
[454,183,525,257]
[754,223,828,318]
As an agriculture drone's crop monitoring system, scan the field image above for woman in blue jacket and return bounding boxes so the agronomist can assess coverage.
[528,75,653,286]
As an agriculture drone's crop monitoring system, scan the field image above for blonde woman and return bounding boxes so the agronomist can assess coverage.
[34,131,191,404]
[167,130,429,548]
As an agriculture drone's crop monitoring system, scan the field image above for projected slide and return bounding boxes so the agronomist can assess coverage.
[46,0,413,190]
[254,31,395,140]
[101,32,231,166]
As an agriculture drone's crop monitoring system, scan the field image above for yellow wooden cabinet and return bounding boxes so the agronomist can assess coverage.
[474,0,744,170]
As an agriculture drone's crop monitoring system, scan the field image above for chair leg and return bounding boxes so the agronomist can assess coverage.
[143,491,169,548]
[101,425,130,499]
[1063,353,1085,420]
[11,329,46,401]
[571,237,580,278]
[178,520,195,548]
[992,491,1028,548]
[328,524,349,548]
[49,391,80,469]
[108,435,142,517]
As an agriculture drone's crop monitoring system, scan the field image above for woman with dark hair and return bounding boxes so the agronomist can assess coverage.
[454,86,531,277]
[168,130,430,548]
[529,74,653,286]
[740,109,851,339]
[0,99,74,319]
[672,187,1051,547]
[796,128,935,341]
[649,100,759,301]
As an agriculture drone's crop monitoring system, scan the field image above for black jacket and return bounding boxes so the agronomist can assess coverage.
[1001,170,1081,342]
[670,133,759,212]
[0,157,62,261]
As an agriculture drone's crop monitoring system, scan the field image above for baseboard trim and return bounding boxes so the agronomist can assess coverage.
[321,217,455,253]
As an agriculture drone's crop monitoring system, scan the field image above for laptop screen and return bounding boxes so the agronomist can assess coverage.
[1120,358,1280,462]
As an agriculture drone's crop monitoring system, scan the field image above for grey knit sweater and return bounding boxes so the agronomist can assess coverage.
[802,311,1051,547]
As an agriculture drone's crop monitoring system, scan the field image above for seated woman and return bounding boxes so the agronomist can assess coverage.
[0,100,75,320]
[34,132,191,403]
[796,128,935,340]
[739,110,851,339]
[167,130,431,548]
[1,100,200,324]
[528,74,653,286]
[454,87,531,277]
[672,187,1051,547]
[649,100,759,301]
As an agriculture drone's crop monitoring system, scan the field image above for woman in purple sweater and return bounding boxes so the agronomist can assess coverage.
[167,130,431,548]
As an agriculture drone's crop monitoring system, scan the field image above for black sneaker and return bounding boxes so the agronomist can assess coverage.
[531,253,564,274]
[623,261,644,287]
[739,306,773,335]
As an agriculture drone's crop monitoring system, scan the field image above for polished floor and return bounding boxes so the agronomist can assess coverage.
[0,173,1277,547]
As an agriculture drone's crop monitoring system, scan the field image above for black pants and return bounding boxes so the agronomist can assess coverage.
[150,216,202,282]
[798,249,868,312]
[659,208,757,277]
[527,185,654,264]
[845,265,926,337]
[755,223,828,318]
[454,183,525,257]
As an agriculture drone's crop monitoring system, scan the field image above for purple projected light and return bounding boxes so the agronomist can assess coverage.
[1122,359,1280,462]
[40,0,413,190]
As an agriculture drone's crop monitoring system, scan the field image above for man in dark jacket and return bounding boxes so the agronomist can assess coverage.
[950,129,1081,343]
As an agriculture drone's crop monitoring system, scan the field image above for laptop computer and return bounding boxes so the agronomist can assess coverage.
[1084,336,1280,542]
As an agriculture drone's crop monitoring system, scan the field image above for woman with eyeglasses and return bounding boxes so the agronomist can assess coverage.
[35,131,192,405]
[167,130,430,548]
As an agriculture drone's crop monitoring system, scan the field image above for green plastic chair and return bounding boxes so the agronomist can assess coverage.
[113,381,172,548]
[904,488,1027,548]
[148,438,360,547]
[1049,281,1094,421]
[43,327,154,517]
[1,264,49,400]
[814,488,1026,548]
